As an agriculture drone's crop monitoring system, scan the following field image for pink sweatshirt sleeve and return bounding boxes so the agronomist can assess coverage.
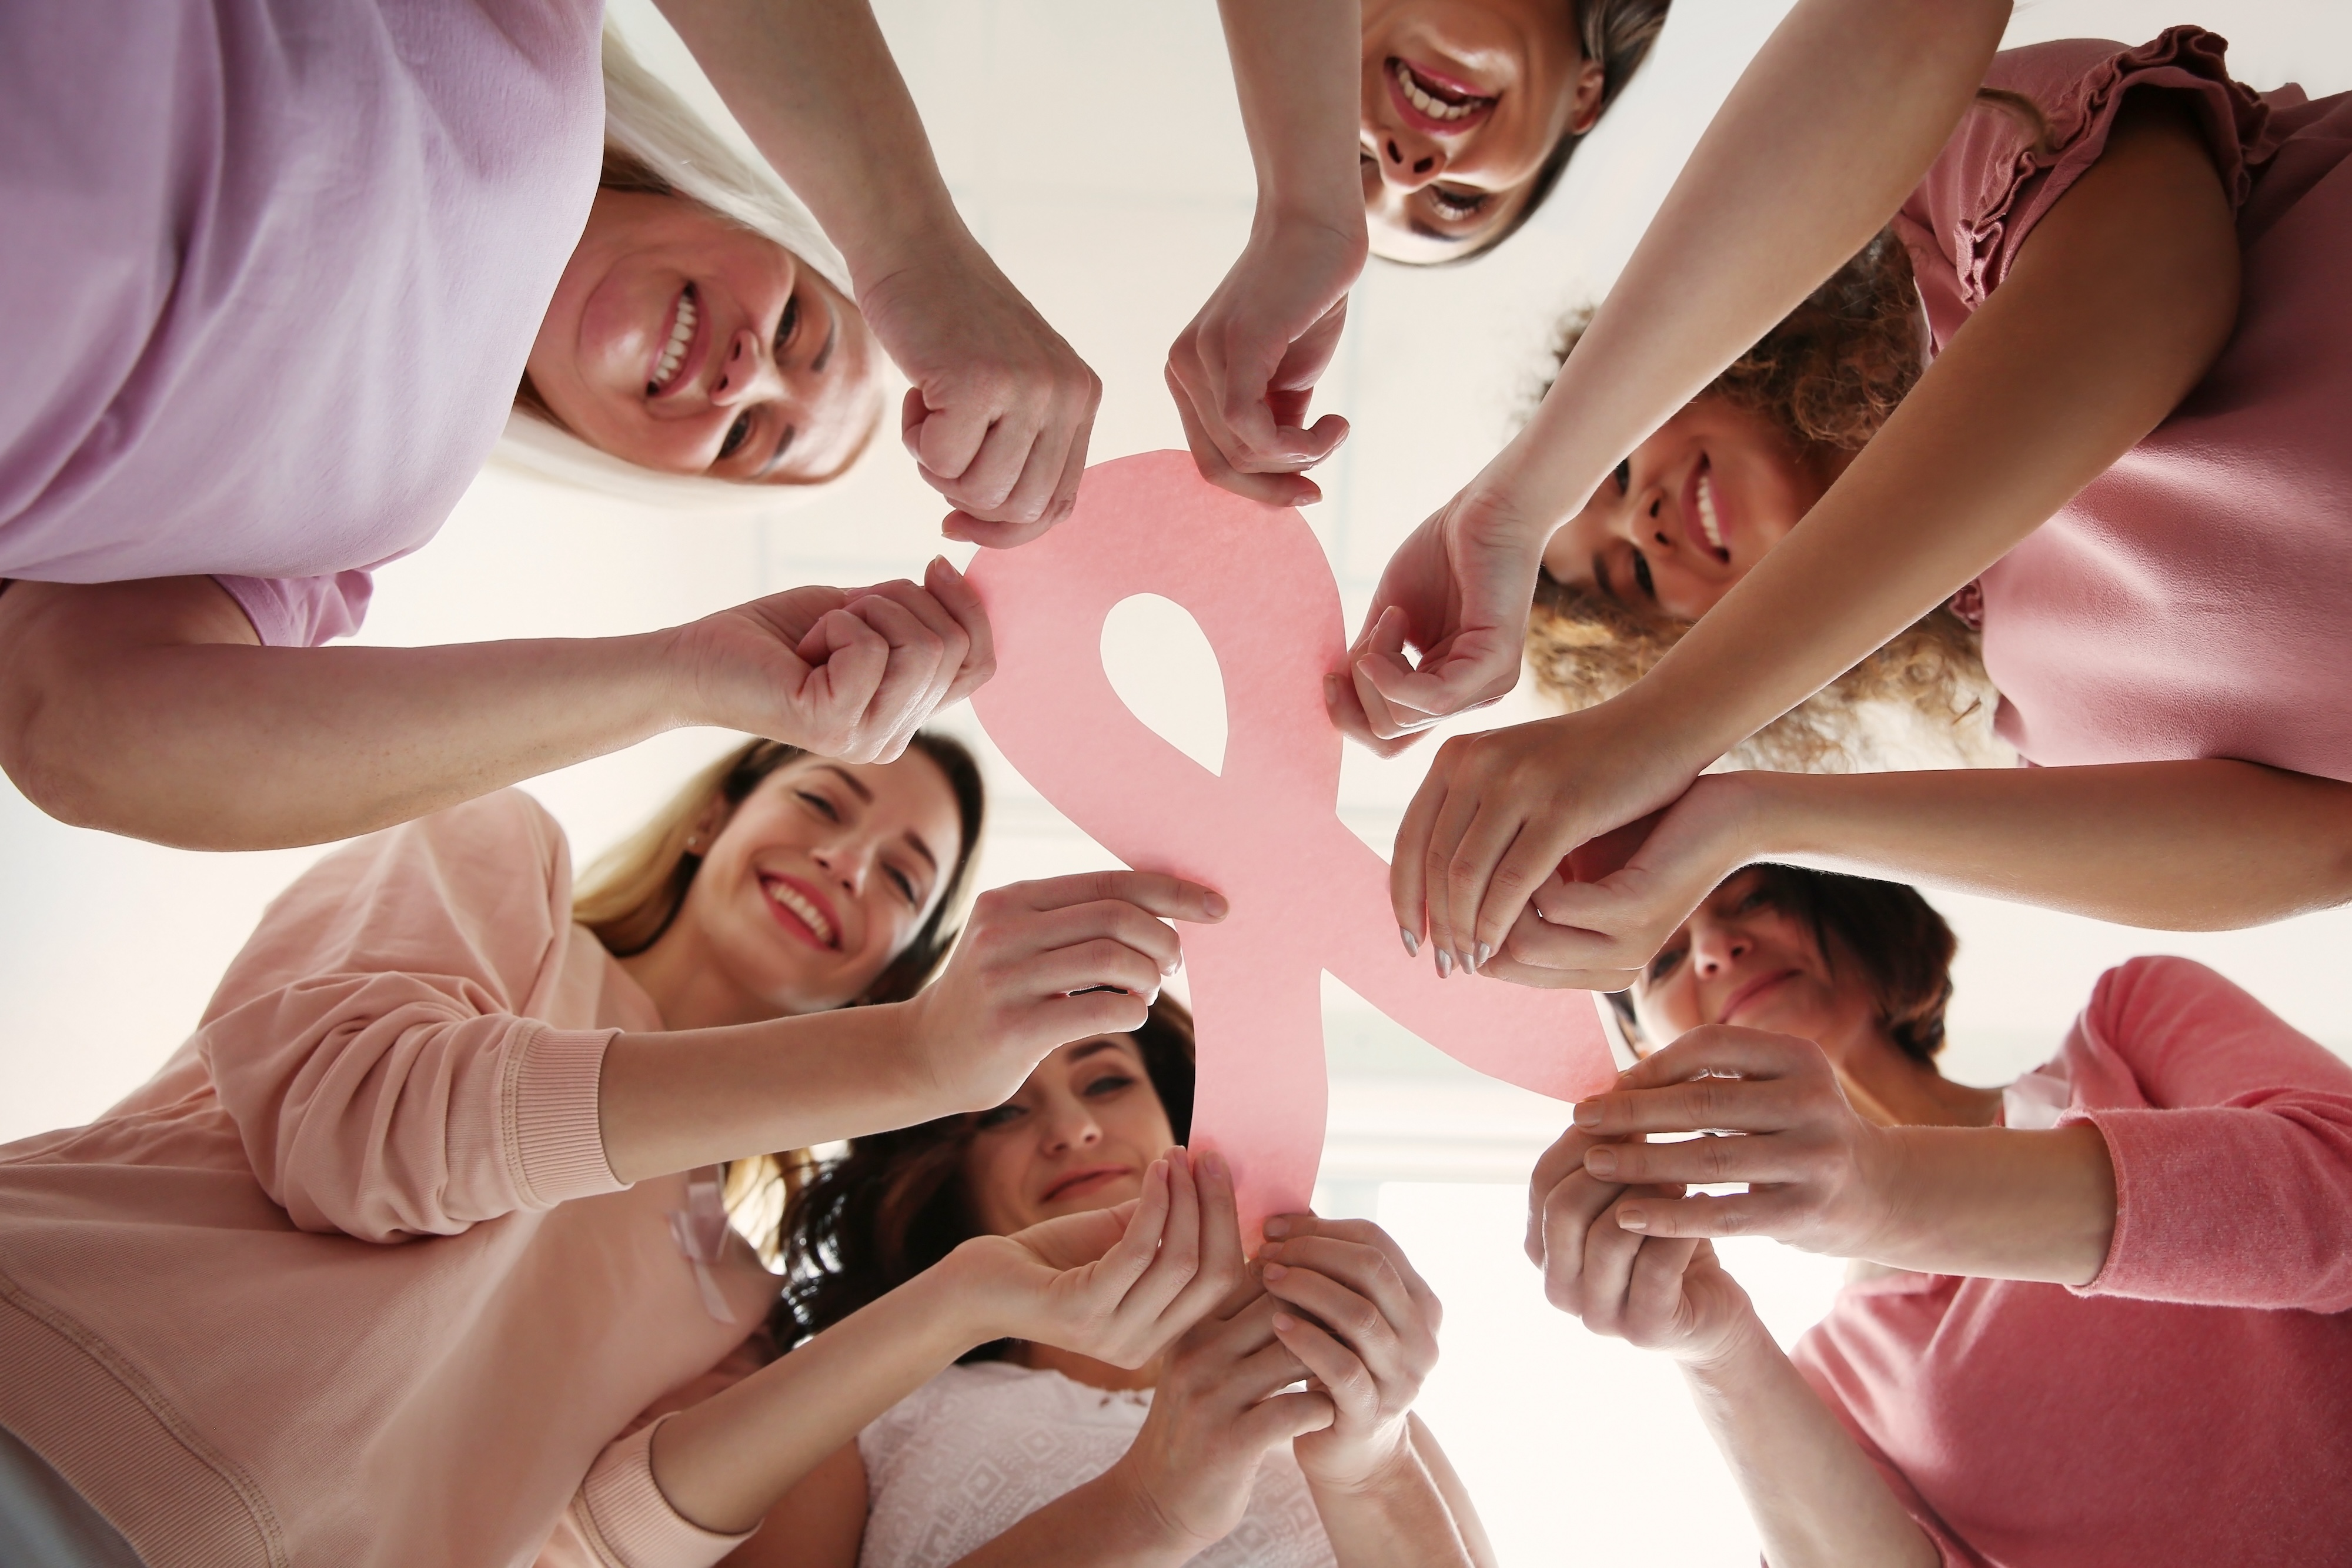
[2063,957,2352,1312]
[198,790,626,1241]
[542,1420,758,1568]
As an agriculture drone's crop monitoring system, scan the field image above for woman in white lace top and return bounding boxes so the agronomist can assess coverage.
[731,997,1496,1568]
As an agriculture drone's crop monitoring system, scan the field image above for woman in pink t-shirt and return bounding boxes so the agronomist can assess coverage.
[0,735,1235,1568]
[1530,863,2352,1566]
[1383,29,2352,985]
[0,4,1098,852]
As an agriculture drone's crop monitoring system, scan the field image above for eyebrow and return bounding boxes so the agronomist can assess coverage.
[1067,1039,1131,1064]
[812,763,940,872]
[1406,217,1473,243]
[811,299,840,373]
[1591,550,1619,603]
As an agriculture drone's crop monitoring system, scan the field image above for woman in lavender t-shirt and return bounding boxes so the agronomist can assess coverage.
[0,1,1095,851]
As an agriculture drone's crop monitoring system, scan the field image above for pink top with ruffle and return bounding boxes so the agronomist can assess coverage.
[1892,29,2352,778]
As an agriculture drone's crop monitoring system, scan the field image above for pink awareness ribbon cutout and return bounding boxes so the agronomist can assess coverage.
[968,450,1618,1241]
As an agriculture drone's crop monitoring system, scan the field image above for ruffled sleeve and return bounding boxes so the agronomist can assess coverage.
[1892,27,2284,350]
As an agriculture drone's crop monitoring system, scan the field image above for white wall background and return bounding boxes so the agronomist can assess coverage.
[5,2,2349,1560]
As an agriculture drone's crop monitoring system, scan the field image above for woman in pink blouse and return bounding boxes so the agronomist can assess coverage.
[0,735,1234,1568]
[1531,864,2352,1566]
[1387,29,2352,987]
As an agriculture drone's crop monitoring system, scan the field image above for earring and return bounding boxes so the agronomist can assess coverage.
[685,835,703,852]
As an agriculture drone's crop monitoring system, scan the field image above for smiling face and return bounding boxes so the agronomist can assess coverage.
[962,1037,1178,1237]
[1541,394,1842,621]
[1359,0,1602,262]
[655,751,963,1021]
[528,189,884,484]
[1628,869,1884,1056]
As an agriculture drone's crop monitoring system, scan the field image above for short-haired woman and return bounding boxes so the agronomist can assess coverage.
[735,998,1498,1568]
[0,735,1232,1567]
[1529,864,2352,1565]
[1389,29,2352,987]
[0,6,1090,851]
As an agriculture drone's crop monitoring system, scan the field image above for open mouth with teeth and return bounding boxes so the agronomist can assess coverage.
[1390,58,1496,129]
[759,872,840,950]
[1688,459,1730,563]
[648,284,700,396]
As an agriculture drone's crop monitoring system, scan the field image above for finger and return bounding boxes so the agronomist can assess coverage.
[1264,1216,1438,1322]
[924,556,998,707]
[1582,1131,1810,1189]
[793,609,891,745]
[1388,734,1459,950]
[921,404,1045,520]
[1526,1125,1605,1263]
[1324,672,1418,760]
[983,402,1076,536]
[1354,636,1518,728]
[1038,987,1154,1044]
[1009,870,1230,924]
[1439,803,1528,975]
[1624,1232,1706,1341]
[1613,1188,1798,1242]
[1573,1075,1803,1141]
[1571,1196,1658,1337]
[1234,1389,1337,1449]
[1476,950,1634,991]
[1258,1240,1429,1360]
[1168,366,1322,507]
[1087,1159,1174,1297]
[834,593,950,752]
[1163,1152,1250,1325]
[1474,828,1585,976]
[1538,1169,1628,1310]
[1038,402,1095,531]
[1499,901,1629,977]
[1028,939,1165,1007]
[1261,1267,1404,1386]
[1615,1025,1820,1092]
[1268,1310,1381,1424]
[901,385,996,489]
[1114,1148,1205,1335]
[1421,770,1494,972]
[1017,897,1190,977]
[848,580,968,725]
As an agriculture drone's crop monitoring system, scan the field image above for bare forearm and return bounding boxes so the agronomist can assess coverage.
[657,0,963,283]
[1306,1445,1475,1568]
[1739,761,2352,930]
[1679,1317,1936,1568]
[1867,1124,2116,1286]
[654,1267,979,1534]
[600,1004,940,1183]
[1217,0,1364,228]
[1494,0,2010,527]
[943,1466,1199,1568]
[0,580,683,849]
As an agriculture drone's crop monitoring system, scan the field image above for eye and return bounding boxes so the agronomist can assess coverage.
[1083,1072,1138,1100]
[1648,943,1686,981]
[1426,185,1489,221]
[774,293,802,357]
[974,1102,1024,1131]
[1631,550,1657,601]
[1613,459,1632,494]
[719,412,753,460]
[795,790,840,821]
[886,864,920,906]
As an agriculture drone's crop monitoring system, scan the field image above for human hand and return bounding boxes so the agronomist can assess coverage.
[954,1147,1249,1368]
[1391,697,1710,980]
[1565,1027,1905,1258]
[1324,484,1550,758]
[671,557,994,761]
[1255,1215,1441,1490]
[1526,1120,1759,1365]
[859,236,1101,547]
[1165,213,1366,507]
[898,870,1229,1113]
[1107,1286,1336,1552]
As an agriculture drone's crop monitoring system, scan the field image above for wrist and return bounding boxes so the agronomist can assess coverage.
[1672,1301,1780,1384]
[1097,1455,1220,1560]
[1302,1422,1416,1496]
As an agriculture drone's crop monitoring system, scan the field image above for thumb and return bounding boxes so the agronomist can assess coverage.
[1239,1390,1337,1449]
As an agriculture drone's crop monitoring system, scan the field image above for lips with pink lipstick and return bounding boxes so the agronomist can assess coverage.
[1042,1165,1134,1204]
[1680,456,1732,564]
[1388,56,1496,133]
[646,283,709,399]
[758,871,841,951]
[1719,968,1800,1026]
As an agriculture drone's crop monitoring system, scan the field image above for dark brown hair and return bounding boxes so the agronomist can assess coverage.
[773,994,1197,1358]
[1612,865,1957,1065]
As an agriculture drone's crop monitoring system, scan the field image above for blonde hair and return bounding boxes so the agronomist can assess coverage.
[492,24,887,508]
[1524,232,2009,771]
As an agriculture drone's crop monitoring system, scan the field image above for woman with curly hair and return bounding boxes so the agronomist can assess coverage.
[732,997,1495,1568]
[1384,29,2352,991]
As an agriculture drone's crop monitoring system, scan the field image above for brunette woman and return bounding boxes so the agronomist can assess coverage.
[0,735,1230,1567]
[736,998,1498,1568]
[1391,29,2352,985]
[1530,865,2352,1566]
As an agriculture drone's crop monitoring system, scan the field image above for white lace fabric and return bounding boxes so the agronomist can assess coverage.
[857,1362,1335,1568]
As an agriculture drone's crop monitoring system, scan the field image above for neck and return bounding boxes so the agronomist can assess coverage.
[616,930,779,1031]
[1011,1340,1158,1393]
[1823,1016,2002,1130]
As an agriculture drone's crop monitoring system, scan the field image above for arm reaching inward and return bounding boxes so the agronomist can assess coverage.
[657,0,1100,541]
[0,563,988,849]
[1332,0,2014,753]
[1395,89,2243,970]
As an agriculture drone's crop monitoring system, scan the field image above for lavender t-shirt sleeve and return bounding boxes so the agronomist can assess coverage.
[213,571,375,647]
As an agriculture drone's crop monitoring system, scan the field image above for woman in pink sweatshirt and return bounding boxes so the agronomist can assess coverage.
[0,735,1237,1568]
[1530,864,2352,1566]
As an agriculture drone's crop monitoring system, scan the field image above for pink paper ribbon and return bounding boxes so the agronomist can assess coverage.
[968,451,1617,1241]
[668,1167,739,1325]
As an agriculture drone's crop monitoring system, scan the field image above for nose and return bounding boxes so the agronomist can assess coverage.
[1689,917,1750,979]
[807,839,870,900]
[1364,123,1448,190]
[710,326,784,409]
[1041,1101,1102,1156]
[1613,477,1675,551]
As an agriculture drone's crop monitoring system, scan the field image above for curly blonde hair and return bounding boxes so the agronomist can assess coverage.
[1525,232,2008,772]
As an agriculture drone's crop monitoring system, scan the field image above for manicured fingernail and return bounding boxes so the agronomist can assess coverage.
[1400,927,1419,958]
[1204,891,1230,919]
[1263,1216,1291,1238]
[1573,1100,1602,1128]
[1263,1263,1289,1282]
[1435,950,1453,979]
[1584,1146,1618,1176]
[1476,941,1494,968]
[1203,1152,1229,1179]
[1618,1208,1649,1232]
[1456,950,1475,975]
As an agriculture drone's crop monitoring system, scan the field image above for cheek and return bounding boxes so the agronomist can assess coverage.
[1632,978,1700,1044]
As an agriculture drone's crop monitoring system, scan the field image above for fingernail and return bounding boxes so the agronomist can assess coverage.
[1457,950,1476,975]
[1262,1263,1289,1282]
[1583,1146,1618,1176]
[1262,1216,1291,1238]
[1399,927,1420,958]
[1161,955,1178,976]
[1272,1312,1298,1330]
[1573,1100,1602,1128]
[1476,941,1494,968]
[1435,950,1453,979]
[1203,1152,1229,1179]
[1618,1208,1649,1233]
[1203,891,1230,919]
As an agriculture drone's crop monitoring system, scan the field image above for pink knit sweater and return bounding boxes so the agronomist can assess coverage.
[1793,958,2352,1566]
[0,792,777,1568]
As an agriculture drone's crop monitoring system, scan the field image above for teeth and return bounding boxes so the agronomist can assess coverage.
[1396,61,1479,122]
[652,290,696,390]
[766,879,836,946]
[1696,473,1726,554]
